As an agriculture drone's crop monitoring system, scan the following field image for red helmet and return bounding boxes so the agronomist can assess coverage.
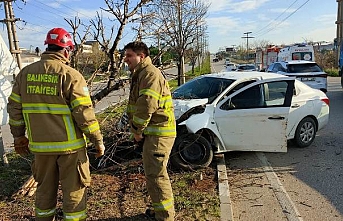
[44,28,74,50]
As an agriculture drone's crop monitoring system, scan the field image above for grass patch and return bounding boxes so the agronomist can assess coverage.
[96,100,127,123]
[0,153,33,199]
[172,168,220,220]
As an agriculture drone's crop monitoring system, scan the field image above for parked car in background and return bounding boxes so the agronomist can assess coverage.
[236,64,256,71]
[213,58,219,62]
[171,71,329,170]
[224,58,231,65]
[225,62,236,71]
[266,60,327,92]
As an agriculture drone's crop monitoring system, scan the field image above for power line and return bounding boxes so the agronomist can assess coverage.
[254,0,299,35]
[13,0,69,28]
[256,0,311,38]
[16,20,50,34]
[20,11,66,27]
[15,22,46,35]
[19,0,113,33]
[51,0,95,21]
[31,0,72,20]
[33,0,114,28]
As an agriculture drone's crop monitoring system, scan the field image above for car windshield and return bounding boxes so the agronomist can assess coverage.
[172,76,235,101]
[287,63,322,73]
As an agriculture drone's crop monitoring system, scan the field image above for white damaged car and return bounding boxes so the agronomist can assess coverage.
[171,71,330,170]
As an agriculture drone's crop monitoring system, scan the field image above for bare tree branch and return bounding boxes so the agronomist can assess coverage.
[146,0,209,84]
[65,17,91,68]
[89,0,152,105]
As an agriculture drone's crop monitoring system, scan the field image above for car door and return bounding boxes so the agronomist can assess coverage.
[214,78,294,152]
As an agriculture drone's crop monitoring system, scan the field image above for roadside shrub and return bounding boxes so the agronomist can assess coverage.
[325,68,339,77]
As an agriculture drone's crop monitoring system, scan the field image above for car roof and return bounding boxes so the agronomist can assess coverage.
[237,63,255,66]
[278,60,316,64]
[200,71,287,81]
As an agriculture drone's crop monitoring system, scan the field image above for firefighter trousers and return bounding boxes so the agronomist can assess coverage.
[143,135,175,221]
[31,148,91,221]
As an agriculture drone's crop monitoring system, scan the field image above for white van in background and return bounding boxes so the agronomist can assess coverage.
[277,44,315,62]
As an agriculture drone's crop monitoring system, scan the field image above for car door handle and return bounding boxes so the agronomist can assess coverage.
[291,104,300,108]
[268,116,285,120]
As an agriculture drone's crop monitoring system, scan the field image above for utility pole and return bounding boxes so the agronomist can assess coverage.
[177,0,185,85]
[231,44,236,57]
[336,0,343,67]
[0,0,22,70]
[241,32,254,61]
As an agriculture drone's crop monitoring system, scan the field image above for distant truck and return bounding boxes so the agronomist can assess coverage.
[277,44,315,62]
[255,46,280,71]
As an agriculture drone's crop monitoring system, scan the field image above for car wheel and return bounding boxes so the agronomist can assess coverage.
[170,133,213,171]
[293,117,317,148]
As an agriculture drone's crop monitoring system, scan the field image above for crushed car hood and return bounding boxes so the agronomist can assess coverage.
[173,99,208,120]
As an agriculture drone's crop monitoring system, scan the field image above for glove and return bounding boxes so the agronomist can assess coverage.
[14,136,30,156]
[95,144,105,158]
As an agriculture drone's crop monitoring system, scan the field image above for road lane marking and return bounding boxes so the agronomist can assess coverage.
[255,152,303,221]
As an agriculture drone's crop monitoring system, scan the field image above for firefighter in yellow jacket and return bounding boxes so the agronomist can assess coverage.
[7,28,105,221]
[124,41,176,221]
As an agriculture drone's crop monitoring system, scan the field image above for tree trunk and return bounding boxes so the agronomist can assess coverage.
[180,55,185,84]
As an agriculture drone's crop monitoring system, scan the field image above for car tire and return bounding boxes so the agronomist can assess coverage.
[170,133,213,171]
[293,117,317,148]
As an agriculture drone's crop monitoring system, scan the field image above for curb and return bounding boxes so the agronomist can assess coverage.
[216,154,234,221]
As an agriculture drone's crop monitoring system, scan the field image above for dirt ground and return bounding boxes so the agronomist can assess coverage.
[0,155,220,221]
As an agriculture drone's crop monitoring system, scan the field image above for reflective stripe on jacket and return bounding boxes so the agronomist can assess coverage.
[7,51,103,154]
[128,56,176,137]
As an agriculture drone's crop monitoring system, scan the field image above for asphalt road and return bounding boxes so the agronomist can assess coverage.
[210,60,343,221]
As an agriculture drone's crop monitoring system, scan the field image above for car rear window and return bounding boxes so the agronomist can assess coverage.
[287,63,322,73]
[237,65,255,70]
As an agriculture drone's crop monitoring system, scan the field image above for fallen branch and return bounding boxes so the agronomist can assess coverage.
[16,175,37,197]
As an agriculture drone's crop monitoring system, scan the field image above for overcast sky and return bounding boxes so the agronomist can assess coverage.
[0,0,337,53]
